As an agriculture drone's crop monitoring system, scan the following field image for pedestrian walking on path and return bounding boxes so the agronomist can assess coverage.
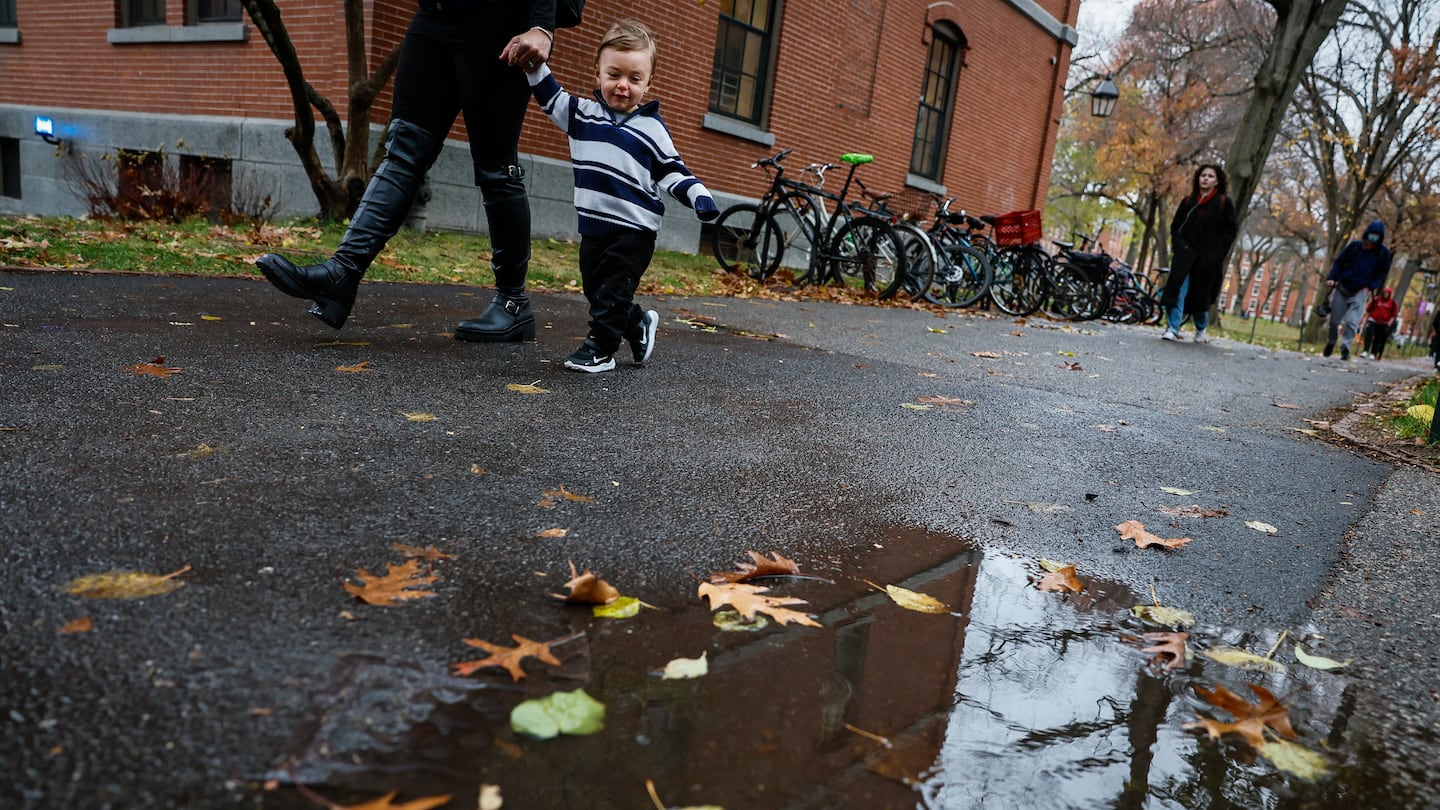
[1159,164,1237,344]
[522,19,718,373]
[1324,220,1393,361]
[1360,287,1399,360]
[253,0,562,342]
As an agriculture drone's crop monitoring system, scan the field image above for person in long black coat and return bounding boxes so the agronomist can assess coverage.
[1160,164,1239,343]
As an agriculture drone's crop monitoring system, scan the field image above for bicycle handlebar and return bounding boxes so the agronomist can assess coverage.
[752,148,794,169]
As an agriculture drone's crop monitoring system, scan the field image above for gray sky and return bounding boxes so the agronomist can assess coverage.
[1076,0,1138,42]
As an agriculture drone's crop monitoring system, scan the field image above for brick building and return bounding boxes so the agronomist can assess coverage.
[0,0,1079,252]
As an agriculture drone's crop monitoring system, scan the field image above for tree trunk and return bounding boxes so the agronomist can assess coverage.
[1224,0,1351,226]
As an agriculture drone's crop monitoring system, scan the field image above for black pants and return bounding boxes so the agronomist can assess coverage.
[391,4,532,177]
[579,230,657,353]
[1362,321,1393,358]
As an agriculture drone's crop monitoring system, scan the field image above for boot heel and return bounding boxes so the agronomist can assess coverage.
[308,296,351,329]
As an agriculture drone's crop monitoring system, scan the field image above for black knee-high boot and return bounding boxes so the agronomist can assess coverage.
[455,162,536,342]
[255,119,441,329]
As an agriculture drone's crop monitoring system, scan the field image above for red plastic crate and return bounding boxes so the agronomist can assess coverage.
[993,209,1042,246]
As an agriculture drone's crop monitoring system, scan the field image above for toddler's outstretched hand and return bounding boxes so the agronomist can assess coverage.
[695,196,719,222]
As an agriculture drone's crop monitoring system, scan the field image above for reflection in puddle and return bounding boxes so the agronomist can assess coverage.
[270,528,1399,809]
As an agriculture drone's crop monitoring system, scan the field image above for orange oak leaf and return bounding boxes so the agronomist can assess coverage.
[1185,683,1298,750]
[708,550,801,583]
[1116,519,1193,550]
[1126,631,1189,670]
[59,616,93,634]
[1036,564,1084,593]
[335,361,372,373]
[538,485,596,508]
[550,560,620,604]
[452,634,561,680]
[342,559,438,606]
[124,357,182,378]
[697,581,821,627]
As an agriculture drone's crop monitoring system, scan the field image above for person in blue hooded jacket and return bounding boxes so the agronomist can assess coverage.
[1323,220,1393,360]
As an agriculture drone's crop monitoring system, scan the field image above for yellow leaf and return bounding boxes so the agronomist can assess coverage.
[507,381,550,394]
[200,315,222,321]
[927,327,948,333]
[400,412,437,422]
[713,610,769,632]
[64,565,191,600]
[1131,604,1196,628]
[867,580,949,613]
[661,652,709,679]
[1259,738,1331,781]
[1202,646,1286,673]
[1294,644,1350,671]
[1407,404,1434,424]
[593,595,642,618]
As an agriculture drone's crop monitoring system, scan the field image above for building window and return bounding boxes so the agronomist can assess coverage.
[1,137,20,198]
[708,0,775,125]
[0,0,16,28]
[191,0,241,23]
[911,23,964,180]
[121,0,165,27]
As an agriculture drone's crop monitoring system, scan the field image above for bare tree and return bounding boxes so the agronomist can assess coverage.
[240,0,401,221]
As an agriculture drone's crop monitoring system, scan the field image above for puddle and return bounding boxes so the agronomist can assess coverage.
[265,529,1412,809]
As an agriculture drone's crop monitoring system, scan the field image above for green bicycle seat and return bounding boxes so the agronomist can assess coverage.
[840,153,874,165]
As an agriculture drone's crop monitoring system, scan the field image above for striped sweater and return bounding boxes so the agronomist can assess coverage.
[526,63,715,238]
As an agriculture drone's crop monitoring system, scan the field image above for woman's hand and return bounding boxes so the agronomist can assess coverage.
[500,27,553,69]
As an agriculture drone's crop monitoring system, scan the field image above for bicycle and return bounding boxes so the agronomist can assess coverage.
[960,209,1051,316]
[914,195,995,308]
[710,149,835,281]
[850,181,942,302]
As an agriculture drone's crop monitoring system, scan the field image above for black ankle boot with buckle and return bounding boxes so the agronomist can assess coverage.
[455,293,535,342]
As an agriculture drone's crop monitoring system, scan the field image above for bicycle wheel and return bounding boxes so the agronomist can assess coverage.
[888,221,938,301]
[770,192,823,277]
[1041,263,1099,321]
[925,239,993,307]
[711,204,783,280]
[989,245,1048,316]
[828,217,905,295]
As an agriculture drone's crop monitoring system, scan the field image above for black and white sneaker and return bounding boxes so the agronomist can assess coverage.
[628,309,659,364]
[563,345,616,373]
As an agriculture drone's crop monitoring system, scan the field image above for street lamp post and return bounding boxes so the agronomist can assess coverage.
[1091,75,1119,118]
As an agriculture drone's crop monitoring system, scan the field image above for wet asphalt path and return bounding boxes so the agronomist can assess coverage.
[1,269,1436,808]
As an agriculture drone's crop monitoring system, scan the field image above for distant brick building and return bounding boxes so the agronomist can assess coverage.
[0,0,1079,251]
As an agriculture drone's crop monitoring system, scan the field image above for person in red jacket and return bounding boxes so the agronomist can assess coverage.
[1360,287,1399,359]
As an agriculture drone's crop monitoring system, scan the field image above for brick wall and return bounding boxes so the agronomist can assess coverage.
[0,0,1076,224]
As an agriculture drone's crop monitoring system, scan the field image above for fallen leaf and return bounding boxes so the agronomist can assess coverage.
[1186,683,1297,750]
[914,395,973,409]
[1009,500,1071,514]
[1131,604,1196,628]
[661,652,709,680]
[971,350,1001,358]
[593,595,642,618]
[1272,402,1301,410]
[867,580,949,613]
[551,561,619,604]
[1035,562,1084,593]
[343,559,438,606]
[1156,505,1229,518]
[709,550,801,583]
[1259,738,1331,781]
[697,581,820,627]
[400,412,437,422]
[470,464,487,475]
[900,403,934,410]
[123,357,183,378]
[927,326,948,333]
[479,784,502,810]
[391,544,455,562]
[335,361,372,373]
[64,564,191,600]
[1294,644,1351,671]
[507,381,550,394]
[1061,361,1083,371]
[329,791,453,810]
[712,610,769,632]
[536,527,570,539]
[1246,520,1279,534]
[538,485,595,508]
[59,616,93,634]
[1116,519,1193,550]
[453,634,561,680]
[200,315,222,321]
[510,688,605,739]
[1160,486,1194,496]
[1129,631,1189,670]
[1202,646,1286,673]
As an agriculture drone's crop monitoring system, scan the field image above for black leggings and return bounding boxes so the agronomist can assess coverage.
[391,4,533,175]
